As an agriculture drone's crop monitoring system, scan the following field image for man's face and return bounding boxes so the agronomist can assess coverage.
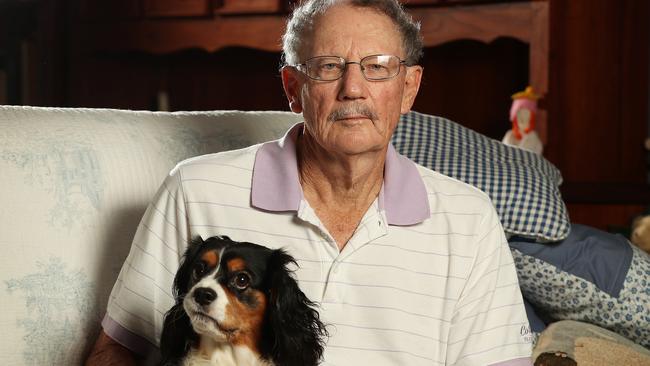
[282,4,422,156]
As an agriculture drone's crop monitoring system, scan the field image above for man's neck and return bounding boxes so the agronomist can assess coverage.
[297,133,386,249]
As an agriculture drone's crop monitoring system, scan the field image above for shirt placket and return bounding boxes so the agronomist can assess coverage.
[298,200,389,305]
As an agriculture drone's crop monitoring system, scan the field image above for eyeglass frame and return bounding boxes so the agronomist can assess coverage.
[291,54,410,82]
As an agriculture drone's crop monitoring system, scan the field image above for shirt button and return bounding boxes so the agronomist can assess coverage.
[332,262,340,274]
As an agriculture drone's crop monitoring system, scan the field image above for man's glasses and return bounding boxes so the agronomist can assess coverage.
[293,54,407,81]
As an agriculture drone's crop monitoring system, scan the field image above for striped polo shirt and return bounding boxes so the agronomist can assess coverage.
[104,123,533,365]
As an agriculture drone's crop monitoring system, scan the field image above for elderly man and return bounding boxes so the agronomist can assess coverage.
[86,0,533,365]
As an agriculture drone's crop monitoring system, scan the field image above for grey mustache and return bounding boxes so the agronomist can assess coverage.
[328,105,378,122]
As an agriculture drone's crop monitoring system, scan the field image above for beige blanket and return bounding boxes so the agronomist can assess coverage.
[534,320,650,366]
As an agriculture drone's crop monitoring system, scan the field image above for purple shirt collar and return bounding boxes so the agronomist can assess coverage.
[251,123,430,225]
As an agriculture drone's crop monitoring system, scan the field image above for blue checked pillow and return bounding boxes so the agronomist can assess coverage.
[393,111,570,241]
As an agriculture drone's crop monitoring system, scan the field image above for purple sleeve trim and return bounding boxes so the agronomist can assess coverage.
[101,314,158,357]
[489,357,534,366]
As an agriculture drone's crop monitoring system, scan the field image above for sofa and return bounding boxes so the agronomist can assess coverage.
[0,106,302,365]
[1,106,648,365]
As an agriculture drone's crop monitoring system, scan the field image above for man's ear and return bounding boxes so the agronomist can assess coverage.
[281,66,303,114]
[400,65,423,114]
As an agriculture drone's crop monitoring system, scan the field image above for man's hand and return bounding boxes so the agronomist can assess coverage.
[85,330,137,366]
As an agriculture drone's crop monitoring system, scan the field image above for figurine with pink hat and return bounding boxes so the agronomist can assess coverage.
[502,86,543,155]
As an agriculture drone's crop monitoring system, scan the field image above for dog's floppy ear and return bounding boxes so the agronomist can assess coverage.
[172,236,206,298]
[160,302,197,366]
[263,249,327,366]
[159,237,204,365]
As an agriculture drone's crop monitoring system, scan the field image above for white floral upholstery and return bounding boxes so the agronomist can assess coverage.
[0,106,300,365]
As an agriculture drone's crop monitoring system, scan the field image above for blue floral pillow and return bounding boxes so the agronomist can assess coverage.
[509,224,650,348]
[393,111,570,242]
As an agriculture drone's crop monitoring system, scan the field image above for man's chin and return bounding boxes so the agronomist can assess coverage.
[335,140,385,156]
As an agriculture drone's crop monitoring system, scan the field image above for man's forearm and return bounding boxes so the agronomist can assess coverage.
[85,330,137,366]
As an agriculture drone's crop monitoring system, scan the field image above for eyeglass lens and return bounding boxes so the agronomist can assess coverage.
[305,55,401,81]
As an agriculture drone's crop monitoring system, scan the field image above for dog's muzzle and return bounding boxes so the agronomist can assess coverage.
[193,287,217,306]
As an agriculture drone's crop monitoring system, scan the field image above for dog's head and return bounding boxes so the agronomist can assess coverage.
[160,236,327,366]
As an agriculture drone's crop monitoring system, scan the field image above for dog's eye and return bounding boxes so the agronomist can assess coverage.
[233,272,251,290]
[194,261,208,277]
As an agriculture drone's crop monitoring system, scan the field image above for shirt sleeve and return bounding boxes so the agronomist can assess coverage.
[446,201,534,366]
[103,169,190,355]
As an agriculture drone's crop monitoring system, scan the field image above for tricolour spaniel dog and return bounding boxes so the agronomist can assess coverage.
[160,236,327,366]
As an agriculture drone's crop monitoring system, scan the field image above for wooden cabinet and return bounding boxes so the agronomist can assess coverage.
[66,0,549,137]
[143,0,212,17]
[76,0,142,19]
[76,0,285,19]
[215,0,285,14]
[69,0,548,97]
[547,0,650,230]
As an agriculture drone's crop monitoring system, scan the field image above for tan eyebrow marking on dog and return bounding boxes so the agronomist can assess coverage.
[226,257,246,272]
[201,250,220,268]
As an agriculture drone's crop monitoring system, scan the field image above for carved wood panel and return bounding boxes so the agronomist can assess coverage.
[214,0,283,14]
[143,0,211,17]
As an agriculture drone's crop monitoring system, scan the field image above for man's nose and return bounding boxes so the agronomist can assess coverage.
[338,62,368,100]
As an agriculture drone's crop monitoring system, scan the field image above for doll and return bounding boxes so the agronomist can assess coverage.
[502,86,543,155]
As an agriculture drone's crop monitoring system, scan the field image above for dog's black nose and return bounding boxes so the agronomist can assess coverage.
[193,287,217,306]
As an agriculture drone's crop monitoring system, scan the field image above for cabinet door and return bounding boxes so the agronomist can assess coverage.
[400,0,508,4]
[214,0,282,14]
[77,0,141,19]
[143,0,211,17]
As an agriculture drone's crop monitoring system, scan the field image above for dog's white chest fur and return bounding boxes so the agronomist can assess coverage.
[183,344,274,366]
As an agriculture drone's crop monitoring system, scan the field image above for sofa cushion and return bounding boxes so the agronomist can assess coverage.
[393,111,570,242]
[509,224,650,348]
